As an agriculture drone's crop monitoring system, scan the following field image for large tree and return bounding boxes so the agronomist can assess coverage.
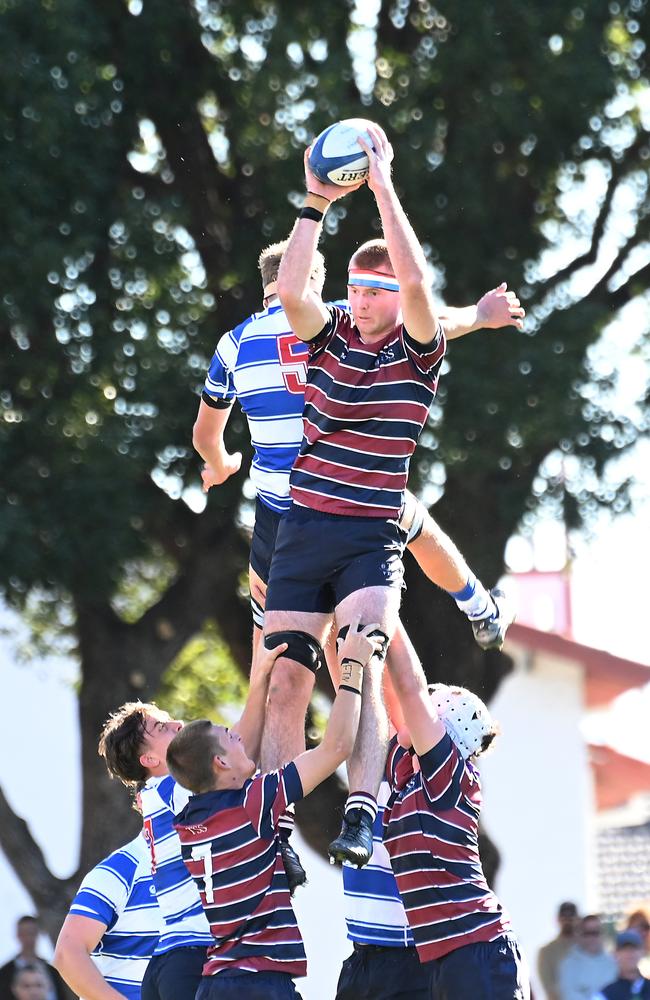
[1,0,648,938]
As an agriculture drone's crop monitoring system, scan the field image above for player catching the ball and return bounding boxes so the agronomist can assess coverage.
[262,122,521,865]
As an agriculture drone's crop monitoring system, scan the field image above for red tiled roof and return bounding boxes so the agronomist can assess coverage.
[589,744,650,811]
[506,623,650,707]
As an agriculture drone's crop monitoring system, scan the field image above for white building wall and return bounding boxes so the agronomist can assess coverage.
[480,640,597,999]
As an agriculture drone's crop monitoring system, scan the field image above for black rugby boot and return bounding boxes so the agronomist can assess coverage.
[327,808,374,868]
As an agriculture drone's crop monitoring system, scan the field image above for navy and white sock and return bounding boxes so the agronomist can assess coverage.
[345,792,378,824]
[279,806,295,844]
[450,573,496,622]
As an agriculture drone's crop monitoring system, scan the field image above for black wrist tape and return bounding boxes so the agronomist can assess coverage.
[299,206,324,222]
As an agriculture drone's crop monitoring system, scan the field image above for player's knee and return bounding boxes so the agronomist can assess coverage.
[265,630,326,676]
[336,623,390,662]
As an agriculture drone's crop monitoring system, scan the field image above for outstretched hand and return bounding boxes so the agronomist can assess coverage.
[356,123,394,197]
[251,640,288,685]
[339,616,385,668]
[303,148,365,203]
[476,283,525,331]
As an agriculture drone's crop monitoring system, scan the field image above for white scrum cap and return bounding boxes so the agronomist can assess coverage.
[427,683,495,760]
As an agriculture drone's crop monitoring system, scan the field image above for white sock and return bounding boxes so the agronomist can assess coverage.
[450,573,496,621]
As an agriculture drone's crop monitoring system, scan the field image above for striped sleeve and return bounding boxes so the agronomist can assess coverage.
[243,764,304,839]
[418,732,467,809]
[402,323,446,378]
[70,856,133,927]
[307,305,341,359]
[153,774,191,818]
[385,735,413,791]
[203,330,236,406]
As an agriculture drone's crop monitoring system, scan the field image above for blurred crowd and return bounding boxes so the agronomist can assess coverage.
[0,916,65,1000]
[537,901,650,1000]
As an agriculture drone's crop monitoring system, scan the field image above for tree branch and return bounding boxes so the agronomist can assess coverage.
[532,132,648,306]
[0,784,77,940]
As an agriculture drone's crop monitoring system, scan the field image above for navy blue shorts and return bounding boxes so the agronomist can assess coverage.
[196,970,302,999]
[336,943,429,999]
[250,497,283,584]
[426,934,529,1000]
[140,946,207,1000]
[265,505,407,615]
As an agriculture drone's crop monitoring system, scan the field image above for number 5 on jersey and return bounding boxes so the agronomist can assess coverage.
[277,334,308,394]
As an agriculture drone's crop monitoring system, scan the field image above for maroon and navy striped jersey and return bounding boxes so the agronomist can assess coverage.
[289,306,446,518]
[174,763,306,978]
[383,734,511,963]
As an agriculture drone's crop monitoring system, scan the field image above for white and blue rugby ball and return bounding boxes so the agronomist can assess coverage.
[308,118,376,186]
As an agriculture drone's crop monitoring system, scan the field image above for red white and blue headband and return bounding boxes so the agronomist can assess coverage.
[347,268,400,293]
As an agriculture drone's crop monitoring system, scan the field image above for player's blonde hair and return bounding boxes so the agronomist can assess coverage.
[258,239,326,290]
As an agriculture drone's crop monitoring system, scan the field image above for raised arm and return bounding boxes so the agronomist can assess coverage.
[293,621,382,795]
[358,126,440,345]
[385,622,445,757]
[54,915,124,1000]
[232,640,288,763]
[277,151,363,341]
[440,283,525,340]
[192,399,242,492]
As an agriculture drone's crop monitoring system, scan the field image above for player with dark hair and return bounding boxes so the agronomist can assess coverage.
[262,122,523,866]
[380,625,529,999]
[97,639,290,1000]
[168,620,381,1000]
[98,702,212,1000]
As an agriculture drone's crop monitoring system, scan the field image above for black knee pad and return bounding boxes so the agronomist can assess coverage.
[264,630,325,675]
[336,623,390,662]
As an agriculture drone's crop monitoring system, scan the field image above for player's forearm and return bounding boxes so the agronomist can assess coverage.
[372,184,429,290]
[437,304,481,340]
[277,200,326,306]
[320,675,363,764]
[192,404,232,467]
[386,625,429,702]
[234,674,271,763]
[54,946,124,1000]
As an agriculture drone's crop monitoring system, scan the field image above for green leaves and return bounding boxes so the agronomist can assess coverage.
[1,0,648,611]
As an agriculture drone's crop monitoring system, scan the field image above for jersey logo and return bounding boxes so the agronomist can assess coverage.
[143,818,157,874]
[277,334,308,394]
[186,824,209,835]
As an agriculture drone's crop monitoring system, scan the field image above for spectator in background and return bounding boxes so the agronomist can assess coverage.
[0,918,65,1000]
[593,930,650,999]
[624,907,650,978]
[558,914,616,1000]
[538,901,580,1000]
[9,965,49,1000]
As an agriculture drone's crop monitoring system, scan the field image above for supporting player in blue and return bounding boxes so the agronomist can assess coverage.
[336,778,429,999]
[55,833,160,999]
[98,704,213,1000]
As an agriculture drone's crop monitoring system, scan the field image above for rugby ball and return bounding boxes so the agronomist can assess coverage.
[308,118,376,186]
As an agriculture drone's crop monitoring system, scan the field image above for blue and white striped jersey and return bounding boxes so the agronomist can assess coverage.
[202,300,350,514]
[69,834,160,999]
[342,780,414,948]
[140,775,212,955]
